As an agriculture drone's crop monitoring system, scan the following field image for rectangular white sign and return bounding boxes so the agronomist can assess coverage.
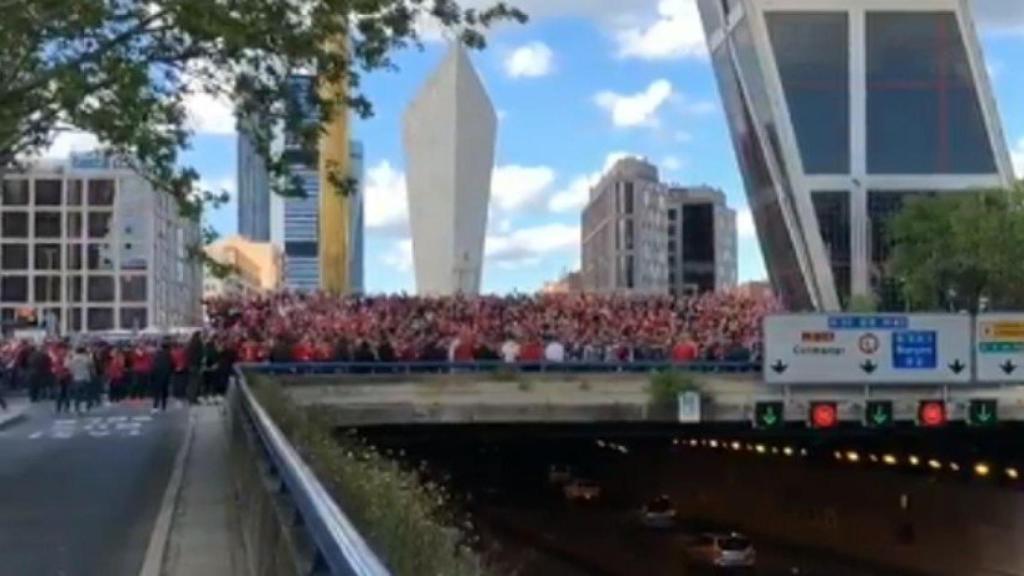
[677,391,702,424]
[763,314,972,385]
[976,314,1024,383]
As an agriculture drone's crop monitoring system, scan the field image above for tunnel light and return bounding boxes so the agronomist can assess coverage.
[783,446,794,457]
[974,463,991,477]
[1006,468,1019,480]
[834,450,843,461]
[928,459,942,470]
[689,439,699,447]
[755,444,766,454]
[731,441,742,451]
[800,448,808,457]
[909,455,921,466]
[868,454,879,463]
[746,443,755,452]
[949,462,960,472]
[883,454,898,466]
[846,451,860,463]
[709,439,719,449]
[770,446,779,455]
[596,439,606,448]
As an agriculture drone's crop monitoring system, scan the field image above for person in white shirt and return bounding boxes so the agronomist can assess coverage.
[544,340,565,363]
[66,347,95,414]
[501,340,520,363]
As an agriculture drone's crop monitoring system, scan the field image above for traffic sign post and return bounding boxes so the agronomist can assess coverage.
[754,401,785,430]
[976,314,1024,383]
[967,399,998,427]
[677,391,702,424]
[864,400,894,428]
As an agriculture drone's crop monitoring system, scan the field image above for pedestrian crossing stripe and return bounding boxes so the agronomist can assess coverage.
[30,413,157,440]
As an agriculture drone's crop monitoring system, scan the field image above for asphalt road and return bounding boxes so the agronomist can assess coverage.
[0,400,188,576]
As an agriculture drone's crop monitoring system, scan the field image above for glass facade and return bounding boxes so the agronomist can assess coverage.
[867,12,995,174]
[868,191,934,310]
[768,13,850,174]
[812,191,851,307]
[681,204,716,293]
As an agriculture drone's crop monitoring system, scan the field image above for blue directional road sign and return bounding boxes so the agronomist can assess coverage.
[892,331,937,370]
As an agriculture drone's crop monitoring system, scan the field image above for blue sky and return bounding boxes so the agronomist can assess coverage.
[159,0,1024,294]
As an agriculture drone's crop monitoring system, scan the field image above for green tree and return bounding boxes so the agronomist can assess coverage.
[0,0,525,245]
[887,184,1024,313]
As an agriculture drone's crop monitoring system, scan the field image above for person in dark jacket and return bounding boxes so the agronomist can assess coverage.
[28,346,51,403]
[151,341,173,412]
[269,337,293,364]
[185,332,205,404]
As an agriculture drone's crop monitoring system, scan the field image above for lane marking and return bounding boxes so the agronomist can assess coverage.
[139,410,195,576]
[132,416,153,422]
[29,432,43,440]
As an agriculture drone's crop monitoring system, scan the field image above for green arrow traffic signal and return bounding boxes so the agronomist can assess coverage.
[865,401,894,428]
[755,402,785,430]
[968,400,998,427]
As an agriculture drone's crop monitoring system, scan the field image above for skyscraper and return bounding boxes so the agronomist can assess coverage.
[237,75,365,293]
[403,44,496,295]
[697,0,1014,311]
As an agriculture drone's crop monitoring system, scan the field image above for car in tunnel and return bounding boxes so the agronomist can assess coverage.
[686,532,756,571]
[639,495,677,529]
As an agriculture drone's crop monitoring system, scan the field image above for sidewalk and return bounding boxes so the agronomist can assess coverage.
[0,396,31,430]
[161,404,246,576]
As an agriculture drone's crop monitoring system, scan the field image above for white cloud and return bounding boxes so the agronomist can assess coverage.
[674,130,693,143]
[492,164,557,212]
[615,0,707,61]
[737,208,756,239]
[504,41,555,78]
[382,239,414,272]
[486,223,580,269]
[1012,137,1024,179]
[548,151,632,213]
[594,79,673,128]
[662,155,682,172]
[42,131,100,159]
[365,160,410,235]
[185,91,235,135]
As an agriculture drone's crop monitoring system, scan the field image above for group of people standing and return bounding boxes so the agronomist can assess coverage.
[0,332,236,414]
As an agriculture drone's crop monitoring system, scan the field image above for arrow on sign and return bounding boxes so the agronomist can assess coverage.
[976,403,994,424]
[860,360,877,375]
[871,405,890,426]
[761,406,779,427]
[949,359,966,374]
[771,360,788,374]
[1001,360,1017,375]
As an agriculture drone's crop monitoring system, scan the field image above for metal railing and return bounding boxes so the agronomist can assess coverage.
[244,360,761,376]
[232,367,390,576]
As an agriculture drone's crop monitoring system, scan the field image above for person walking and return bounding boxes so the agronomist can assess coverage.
[106,347,126,403]
[28,345,51,403]
[151,341,173,413]
[185,332,204,404]
[66,346,94,414]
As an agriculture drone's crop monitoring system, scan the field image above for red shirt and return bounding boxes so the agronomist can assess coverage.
[671,341,698,362]
[106,353,126,380]
[453,340,475,362]
[292,342,314,363]
[171,346,188,372]
[239,341,261,363]
[133,349,154,374]
[519,342,544,362]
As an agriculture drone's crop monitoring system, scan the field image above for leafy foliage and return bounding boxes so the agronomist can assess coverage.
[887,185,1024,313]
[0,0,525,268]
[249,373,492,576]
[648,369,698,406]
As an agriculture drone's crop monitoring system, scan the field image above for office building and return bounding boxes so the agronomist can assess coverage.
[697,0,1014,311]
[403,43,496,295]
[582,158,738,295]
[666,186,737,295]
[238,75,364,293]
[0,152,202,334]
[203,235,283,299]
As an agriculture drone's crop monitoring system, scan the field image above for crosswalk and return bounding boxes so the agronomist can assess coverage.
[28,414,156,440]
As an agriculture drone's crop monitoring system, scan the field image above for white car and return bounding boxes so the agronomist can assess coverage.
[548,464,573,485]
[687,532,756,569]
[562,478,601,502]
[639,495,677,529]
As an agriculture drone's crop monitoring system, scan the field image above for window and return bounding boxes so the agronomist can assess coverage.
[68,180,84,205]
[767,12,850,174]
[67,213,83,238]
[1,213,28,238]
[86,308,114,331]
[120,308,148,330]
[812,191,851,306]
[35,180,62,206]
[88,179,115,205]
[120,276,147,302]
[868,191,933,310]
[623,183,634,215]
[67,276,84,302]
[1,245,28,269]
[1,276,28,302]
[285,241,318,258]
[867,12,996,174]
[2,180,29,205]
[35,212,61,238]
[88,212,113,239]
[625,219,634,251]
[33,276,61,303]
[87,276,115,302]
[66,244,83,271]
[69,308,83,331]
[34,244,61,270]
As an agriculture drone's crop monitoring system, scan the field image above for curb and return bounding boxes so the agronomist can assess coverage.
[139,409,197,576]
[0,411,29,431]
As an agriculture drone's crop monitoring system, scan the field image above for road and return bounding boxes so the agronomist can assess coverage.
[0,400,188,576]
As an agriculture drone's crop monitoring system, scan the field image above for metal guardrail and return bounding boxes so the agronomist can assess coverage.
[244,360,761,376]
[233,367,391,576]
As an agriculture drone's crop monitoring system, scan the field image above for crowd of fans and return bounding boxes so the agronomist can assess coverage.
[205,291,777,366]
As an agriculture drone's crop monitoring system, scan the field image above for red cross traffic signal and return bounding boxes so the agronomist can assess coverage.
[918,401,947,428]
[810,402,839,429]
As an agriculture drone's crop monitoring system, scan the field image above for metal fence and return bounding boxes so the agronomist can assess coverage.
[231,368,390,576]
[245,360,761,376]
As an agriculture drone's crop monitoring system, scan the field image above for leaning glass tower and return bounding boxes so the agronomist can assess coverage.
[697,0,1014,311]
